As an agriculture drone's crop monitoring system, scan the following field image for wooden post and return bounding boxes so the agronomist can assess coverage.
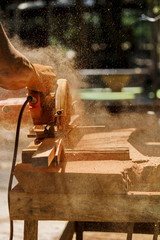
[24,220,38,240]
[153,222,159,240]
[75,222,84,240]
[59,222,75,240]
[126,223,134,240]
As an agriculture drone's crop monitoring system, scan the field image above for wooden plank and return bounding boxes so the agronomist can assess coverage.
[15,159,133,174]
[128,191,160,196]
[65,148,130,161]
[32,138,56,167]
[22,141,42,163]
[24,220,38,240]
[10,185,160,222]
[59,222,75,240]
[27,125,46,138]
[127,164,160,192]
[54,139,63,165]
[69,114,79,126]
[14,166,125,194]
[73,129,133,152]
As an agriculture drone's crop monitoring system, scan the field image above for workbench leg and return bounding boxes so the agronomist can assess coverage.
[126,223,134,240]
[59,222,75,240]
[153,223,159,240]
[24,220,38,240]
[75,222,83,240]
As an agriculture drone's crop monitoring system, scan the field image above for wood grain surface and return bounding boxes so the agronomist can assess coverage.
[10,185,160,222]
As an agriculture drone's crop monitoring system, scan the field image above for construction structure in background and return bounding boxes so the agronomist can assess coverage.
[0,0,159,69]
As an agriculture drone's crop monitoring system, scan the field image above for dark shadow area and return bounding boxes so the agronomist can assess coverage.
[75,221,158,234]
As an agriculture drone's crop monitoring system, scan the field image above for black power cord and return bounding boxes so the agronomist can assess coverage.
[7,96,33,240]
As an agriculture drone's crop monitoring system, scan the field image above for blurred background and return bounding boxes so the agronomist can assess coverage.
[0,0,159,68]
[0,0,159,106]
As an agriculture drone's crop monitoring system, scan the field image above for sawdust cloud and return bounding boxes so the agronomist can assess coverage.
[13,36,87,117]
[0,35,86,168]
[12,36,83,96]
[0,123,31,169]
[1,35,160,168]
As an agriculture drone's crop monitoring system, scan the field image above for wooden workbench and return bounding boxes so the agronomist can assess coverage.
[9,126,160,239]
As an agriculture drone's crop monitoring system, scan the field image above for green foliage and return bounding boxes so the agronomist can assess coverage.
[153,5,160,14]
[122,8,152,43]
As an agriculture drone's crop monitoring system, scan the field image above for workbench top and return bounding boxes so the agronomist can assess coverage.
[14,126,160,193]
[10,124,160,223]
